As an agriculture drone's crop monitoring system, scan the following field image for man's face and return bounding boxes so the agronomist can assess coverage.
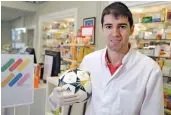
[102,14,134,53]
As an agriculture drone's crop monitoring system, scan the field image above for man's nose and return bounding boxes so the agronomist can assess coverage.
[111,27,120,37]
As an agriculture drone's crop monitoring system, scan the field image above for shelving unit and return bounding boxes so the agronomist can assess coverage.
[62,58,80,65]
[130,38,171,41]
[130,8,171,57]
[164,83,171,89]
[61,42,95,63]
[40,18,95,73]
[149,56,171,58]
[164,76,171,78]
[165,109,171,115]
[130,4,171,115]
[40,18,75,63]
[134,21,171,27]
[62,44,95,47]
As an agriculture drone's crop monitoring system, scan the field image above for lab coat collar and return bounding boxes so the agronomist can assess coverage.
[102,45,134,66]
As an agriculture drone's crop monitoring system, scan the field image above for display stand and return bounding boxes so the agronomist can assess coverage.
[1,54,34,108]
[1,54,46,115]
[1,86,46,115]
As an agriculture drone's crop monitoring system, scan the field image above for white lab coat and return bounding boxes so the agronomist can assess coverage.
[79,47,164,115]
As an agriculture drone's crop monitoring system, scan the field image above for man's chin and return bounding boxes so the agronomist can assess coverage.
[108,46,121,52]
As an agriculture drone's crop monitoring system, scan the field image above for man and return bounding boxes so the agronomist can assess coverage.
[48,2,164,115]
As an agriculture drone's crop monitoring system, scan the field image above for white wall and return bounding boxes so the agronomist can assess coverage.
[25,13,37,28]
[11,13,37,28]
[1,21,12,47]
[1,1,37,12]
[11,17,24,28]
[24,13,38,50]
[95,1,109,50]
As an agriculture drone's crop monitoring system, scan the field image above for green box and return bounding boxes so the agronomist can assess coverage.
[142,16,152,23]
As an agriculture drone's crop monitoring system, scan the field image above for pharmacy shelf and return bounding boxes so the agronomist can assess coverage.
[134,21,171,26]
[63,58,77,63]
[137,53,171,58]
[165,108,171,115]
[149,56,171,58]
[135,22,166,25]
[62,58,80,65]
[62,44,95,47]
[130,38,171,41]
[164,83,171,89]
[142,39,171,41]
[48,28,74,32]
[164,76,171,78]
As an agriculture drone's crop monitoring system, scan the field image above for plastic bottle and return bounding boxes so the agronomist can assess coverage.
[154,43,161,57]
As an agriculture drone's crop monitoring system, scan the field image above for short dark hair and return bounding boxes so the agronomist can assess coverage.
[101,2,133,28]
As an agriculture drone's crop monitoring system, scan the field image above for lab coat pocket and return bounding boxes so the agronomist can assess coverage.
[110,91,122,115]
[119,88,135,115]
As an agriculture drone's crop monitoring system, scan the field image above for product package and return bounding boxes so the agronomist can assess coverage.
[159,44,171,57]
[142,16,152,23]
[162,60,171,77]
[77,47,84,62]
[83,47,93,57]
[152,13,161,22]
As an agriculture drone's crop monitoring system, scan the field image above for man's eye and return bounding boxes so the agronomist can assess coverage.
[106,26,112,29]
[119,25,126,29]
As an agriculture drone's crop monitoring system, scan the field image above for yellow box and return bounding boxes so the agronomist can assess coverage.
[166,33,171,39]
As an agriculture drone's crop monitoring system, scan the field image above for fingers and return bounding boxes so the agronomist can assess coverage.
[48,96,57,108]
[49,92,54,97]
[53,87,66,97]
[54,87,65,92]
[63,94,78,99]
[64,96,80,102]
[64,100,78,105]
[50,87,80,107]
[48,96,59,111]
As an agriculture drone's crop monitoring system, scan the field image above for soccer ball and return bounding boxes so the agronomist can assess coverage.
[58,68,92,102]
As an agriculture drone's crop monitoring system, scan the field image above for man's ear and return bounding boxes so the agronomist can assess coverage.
[130,25,134,35]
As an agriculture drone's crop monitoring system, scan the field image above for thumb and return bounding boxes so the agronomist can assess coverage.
[54,87,65,93]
